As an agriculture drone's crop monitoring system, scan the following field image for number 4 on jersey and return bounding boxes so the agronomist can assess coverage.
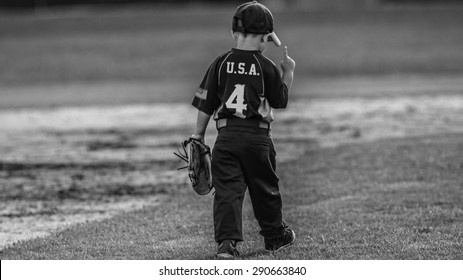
[225,84,247,118]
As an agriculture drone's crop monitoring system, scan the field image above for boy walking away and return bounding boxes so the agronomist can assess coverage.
[190,1,296,258]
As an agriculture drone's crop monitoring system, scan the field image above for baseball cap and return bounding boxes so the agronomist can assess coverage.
[232,1,281,47]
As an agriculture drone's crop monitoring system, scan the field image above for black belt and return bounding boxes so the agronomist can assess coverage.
[216,118,270,134]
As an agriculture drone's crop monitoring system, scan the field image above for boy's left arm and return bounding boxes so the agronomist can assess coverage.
[265,47,295,109]
[280,46,296,92]
[191,110,212,142]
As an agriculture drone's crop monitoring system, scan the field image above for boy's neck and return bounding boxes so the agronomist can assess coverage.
[235,41,259,51]
[235,34,262,51]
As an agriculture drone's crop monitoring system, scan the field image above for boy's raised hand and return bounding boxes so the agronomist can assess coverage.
[280,46,296,73]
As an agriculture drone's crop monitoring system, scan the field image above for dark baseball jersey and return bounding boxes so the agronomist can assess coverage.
[192,48,288,123]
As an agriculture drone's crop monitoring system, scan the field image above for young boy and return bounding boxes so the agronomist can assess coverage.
[190,1,296,258]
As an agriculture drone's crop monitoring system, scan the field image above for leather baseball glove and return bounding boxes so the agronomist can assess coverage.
[174,138,213,195]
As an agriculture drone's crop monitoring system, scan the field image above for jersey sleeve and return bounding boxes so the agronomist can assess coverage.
[264,63,289,109]
[192,59,221,115]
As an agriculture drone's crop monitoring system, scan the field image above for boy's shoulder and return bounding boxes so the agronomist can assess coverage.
[206,50,234,71]
[213,49,234,62]
[253,51,277,67]
[250,51,281,75]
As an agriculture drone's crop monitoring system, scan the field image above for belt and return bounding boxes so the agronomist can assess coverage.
[216,118,270,131]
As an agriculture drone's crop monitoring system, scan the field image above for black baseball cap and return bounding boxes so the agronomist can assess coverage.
[232,1,281,46]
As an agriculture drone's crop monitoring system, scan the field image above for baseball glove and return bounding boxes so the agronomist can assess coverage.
[174,138,213,195]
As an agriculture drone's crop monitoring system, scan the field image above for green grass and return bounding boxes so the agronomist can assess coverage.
[2,133,461,259]
[1,7,463,85]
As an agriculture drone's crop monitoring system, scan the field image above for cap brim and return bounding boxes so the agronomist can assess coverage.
[268,32,281,47]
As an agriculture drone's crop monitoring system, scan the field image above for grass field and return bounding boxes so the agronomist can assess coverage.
[0,4,462,260]
[1,133,462,259]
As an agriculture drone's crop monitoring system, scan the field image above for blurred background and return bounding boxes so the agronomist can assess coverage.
[1,0,463,108]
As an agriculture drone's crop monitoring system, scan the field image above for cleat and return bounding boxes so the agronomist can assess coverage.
[264,228,296,252]
[217,240,239,259]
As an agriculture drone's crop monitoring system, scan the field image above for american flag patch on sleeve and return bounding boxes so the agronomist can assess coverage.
[195,88,208,100]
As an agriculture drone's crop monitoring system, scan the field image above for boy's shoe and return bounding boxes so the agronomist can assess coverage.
[264,228,296,252]
[217,240,239,259]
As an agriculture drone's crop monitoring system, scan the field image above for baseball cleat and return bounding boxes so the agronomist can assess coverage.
[264,228,296,252]
[216,240,239,259]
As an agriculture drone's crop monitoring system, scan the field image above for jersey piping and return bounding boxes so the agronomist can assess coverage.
[252,54,265,97]
[218,52,233,86]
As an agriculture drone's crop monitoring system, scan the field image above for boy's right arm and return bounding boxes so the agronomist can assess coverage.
[280,46,296,91]
[191,110,212,142]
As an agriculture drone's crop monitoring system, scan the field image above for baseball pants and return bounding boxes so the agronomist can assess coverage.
[211,126,285,243]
